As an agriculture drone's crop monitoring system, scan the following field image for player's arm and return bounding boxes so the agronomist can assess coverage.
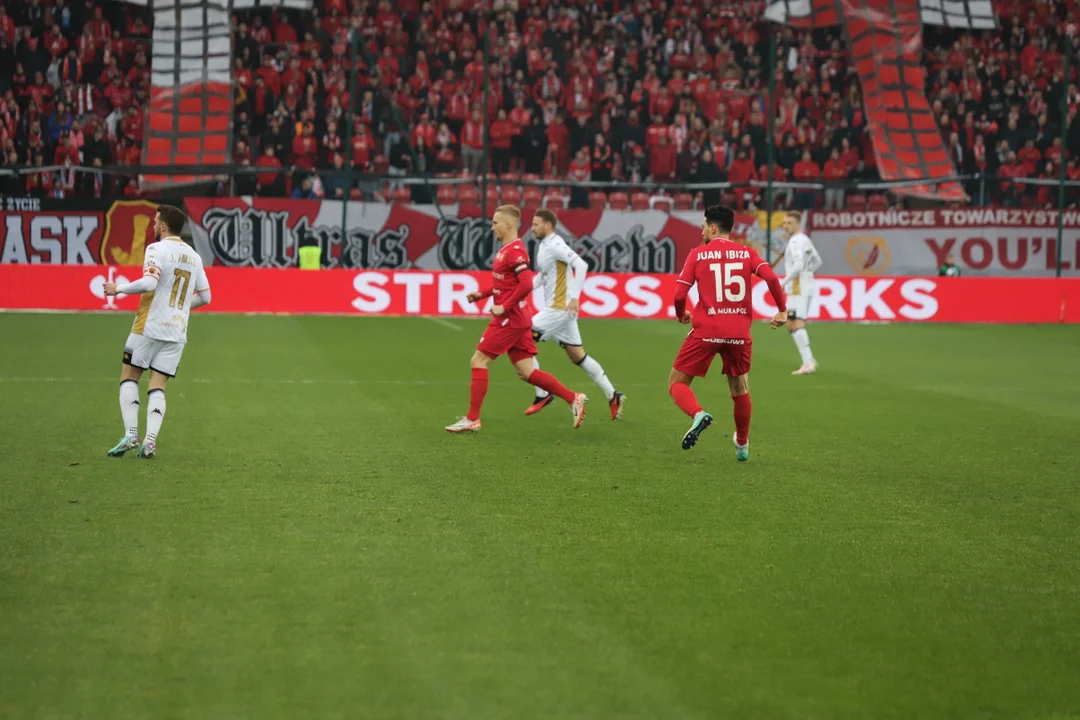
[809,242,824,273]
[104,246,160,296]
[467,284,494,303]
[753,256,788,328]
[673,252,696,323]
[495,260,535,311]
[189,264,212,309]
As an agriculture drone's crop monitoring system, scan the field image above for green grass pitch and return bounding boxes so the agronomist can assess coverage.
[1,313,1079,720]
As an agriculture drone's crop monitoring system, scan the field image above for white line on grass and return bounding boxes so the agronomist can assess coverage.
[426,317,462,331]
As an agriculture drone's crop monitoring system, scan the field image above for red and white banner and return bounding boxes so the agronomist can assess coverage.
[182,198,780,273]
[1,265,1077,323]
[0,199,159,265]
[809,208,1080,277]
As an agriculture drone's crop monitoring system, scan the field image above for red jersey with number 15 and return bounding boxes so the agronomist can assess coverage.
[677,237,768,339]
[489,237,533,329]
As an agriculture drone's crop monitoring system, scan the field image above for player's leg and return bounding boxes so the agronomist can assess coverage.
[137,342,182,458]
[512,334,587,428]
[786,298,817,374]
[523,327,555,416]
[727,374,751,462]
[447,348,495,432]
[669,337,714,450]
[562,335,624,420]
[721,342,753,462]
[524,311,560,415]
[109,336,147,457]
[138,372,169,459]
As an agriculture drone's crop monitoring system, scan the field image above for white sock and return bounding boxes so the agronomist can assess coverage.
[792,328,815,365]
[578,354,615,400]
[145,389,166,443]
[532,357,549,399]
[119,380,140,438]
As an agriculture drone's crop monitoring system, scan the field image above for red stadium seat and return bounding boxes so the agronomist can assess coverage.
[485,188,499,207]
[674,193,694,210]
[501,186,522,206]
[867,194,889,211]
[846,194,867,211]
[372,155,389,175]
[523,187,543,206]
[543,195,566,210]
[436,185,457,204]
[392,187,412,205]
[608,192,629,210]
[650,195,673,212]
[458,185,479,203]
[458,201,482,217]
[630,192,650,210]
[350,188,364,200]
[588,191,608,209]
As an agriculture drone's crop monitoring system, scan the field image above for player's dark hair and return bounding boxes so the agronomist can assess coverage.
[157,204,187,235]
[704,204,735,233]
[534,209,558,228]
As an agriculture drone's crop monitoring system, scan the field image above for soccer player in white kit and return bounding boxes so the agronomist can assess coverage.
[524,209,626,420]
[779,211,823,375]
[103,205,211,458]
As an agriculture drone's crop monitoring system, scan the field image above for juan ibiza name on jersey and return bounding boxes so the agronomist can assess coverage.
[698,249,751,261]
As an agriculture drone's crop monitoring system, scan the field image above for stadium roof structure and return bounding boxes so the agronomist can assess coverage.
[765,0,997,200]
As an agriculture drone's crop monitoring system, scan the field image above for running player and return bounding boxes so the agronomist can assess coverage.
[779,211,823,374]
[523,209,626,420]
[669,204,788,460]
[103,205,211,459]
[445,205,587,433]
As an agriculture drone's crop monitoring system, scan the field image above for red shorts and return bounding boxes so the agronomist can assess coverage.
[477,324,537,363]
[673,335,752,377]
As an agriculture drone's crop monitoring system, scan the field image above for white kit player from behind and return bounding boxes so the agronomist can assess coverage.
[103,205,211,459]
[779,211,823,374]
[524,209,626,420]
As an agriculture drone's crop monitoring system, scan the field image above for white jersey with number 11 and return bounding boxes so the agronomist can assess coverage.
[130,237,209,344]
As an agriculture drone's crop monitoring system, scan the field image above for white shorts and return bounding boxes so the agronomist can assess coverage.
[532,308,583,347]
[123,333,185,377]
[787,294,814,321]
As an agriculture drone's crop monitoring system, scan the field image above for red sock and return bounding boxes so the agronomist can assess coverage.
[528,369,575,403]
[669,382,702,418]
[732,393,751,446]
[467,368,488,421]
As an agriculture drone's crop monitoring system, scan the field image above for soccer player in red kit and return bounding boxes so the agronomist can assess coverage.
[669,205,788,459]
[445,205,588,433]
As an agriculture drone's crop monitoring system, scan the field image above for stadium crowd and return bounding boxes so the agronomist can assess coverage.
[0,0,1078,209]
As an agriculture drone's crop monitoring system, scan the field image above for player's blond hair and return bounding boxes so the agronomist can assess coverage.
[495,205,521,225]
[785,210,802,222]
